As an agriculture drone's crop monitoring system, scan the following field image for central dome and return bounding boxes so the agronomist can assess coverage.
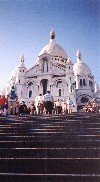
[38,29,68,59]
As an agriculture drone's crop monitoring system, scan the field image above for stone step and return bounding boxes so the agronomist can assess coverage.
[0,148,99,158]
[0,130,99,135]
[0,173,99,182]
[0,134,99,140]
[0,126,99,134]
[0,114,99,182]
[0,158,99,174]
[0,118,99,125]
[0,140,99,148]
[0,127,99,133]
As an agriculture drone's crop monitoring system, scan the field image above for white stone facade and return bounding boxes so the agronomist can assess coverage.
[2,30,100,111]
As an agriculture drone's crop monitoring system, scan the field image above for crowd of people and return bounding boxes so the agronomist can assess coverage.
[0,91,74,115]
[0,92,99,116]
[34,91,74,114]
[83,100,98,113]
[0,95,32,115]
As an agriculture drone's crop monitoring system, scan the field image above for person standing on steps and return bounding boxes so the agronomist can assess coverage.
[35,93,44,114]
[61,99,67,114]
[42,91,54,114]
[66,96,73,114]
[54,99,61,114]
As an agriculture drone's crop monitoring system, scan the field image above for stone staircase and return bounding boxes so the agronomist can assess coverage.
[0,113,100,182]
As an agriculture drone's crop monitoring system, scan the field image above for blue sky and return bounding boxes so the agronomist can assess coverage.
[0,0,99,91]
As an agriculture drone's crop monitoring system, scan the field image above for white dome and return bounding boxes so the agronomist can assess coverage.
[10,55,27,78]
[74,50,92,76]
[39,41,68,59]
[73,61,92,76]
[38,30,68,59]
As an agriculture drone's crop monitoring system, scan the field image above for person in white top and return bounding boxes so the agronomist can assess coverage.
[61,99,67,114]
[42,91,54,114]
[35,93,44,114]
[54,99,61,114]
[66,96,73,114]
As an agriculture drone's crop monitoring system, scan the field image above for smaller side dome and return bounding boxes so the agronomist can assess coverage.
[73,50,92,76]
[10,54,27,79]
[19,54,26,68]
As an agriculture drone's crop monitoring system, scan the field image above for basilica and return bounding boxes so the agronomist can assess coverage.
[3,29,100,111]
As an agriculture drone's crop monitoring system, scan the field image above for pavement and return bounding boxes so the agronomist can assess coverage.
[0,113,100,182]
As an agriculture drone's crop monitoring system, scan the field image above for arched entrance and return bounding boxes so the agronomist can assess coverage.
[41,79,48,95]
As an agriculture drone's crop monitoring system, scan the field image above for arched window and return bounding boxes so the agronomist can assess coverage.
[47,62,48,72]
[89,80,92,86]
[42,63,44,72]
[75,81,76,88]
[59,89,61,96]
[83,79,86,86]
[57,81,62,87]
[29,90,32,98]
[80,79,82,86]
[28,82,33,87]
[42,58,48,72]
